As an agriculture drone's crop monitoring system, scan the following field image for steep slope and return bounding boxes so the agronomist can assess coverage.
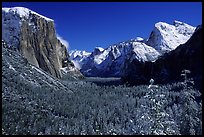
[2,39,74,134]
[121,25,202,89]
[2,7,83,79]
[2,40,73,93]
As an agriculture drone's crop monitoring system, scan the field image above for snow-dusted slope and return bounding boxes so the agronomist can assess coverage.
[130,42,160,62]
[147,20,195,54]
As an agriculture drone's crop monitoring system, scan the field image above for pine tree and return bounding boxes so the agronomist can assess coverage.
[179,69,202,135]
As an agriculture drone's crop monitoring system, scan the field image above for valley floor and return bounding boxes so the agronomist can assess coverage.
[2,76,202,135]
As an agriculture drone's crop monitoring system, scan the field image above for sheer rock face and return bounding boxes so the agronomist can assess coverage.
[2,7,82,79]
[19,19,64,78]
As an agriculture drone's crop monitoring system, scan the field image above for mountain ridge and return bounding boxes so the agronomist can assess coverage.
[70,20,195,77]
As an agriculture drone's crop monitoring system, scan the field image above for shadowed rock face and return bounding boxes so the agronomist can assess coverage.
[2,7,82,79]
[121,25,202,90]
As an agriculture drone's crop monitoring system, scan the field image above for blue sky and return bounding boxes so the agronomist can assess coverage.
[2,2,202,52]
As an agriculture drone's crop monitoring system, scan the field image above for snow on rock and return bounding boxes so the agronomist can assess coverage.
[2,7,53,48]
[95,47,104,52]
[92,47,104,56]
[147,20,195,54]
[2,7,53,21]
[131,42,160,62]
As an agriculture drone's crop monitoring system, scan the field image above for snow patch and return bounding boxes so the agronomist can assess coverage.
[9,64,16,71]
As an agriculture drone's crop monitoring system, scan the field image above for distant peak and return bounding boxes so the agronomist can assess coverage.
[95,47,104,52]
[2,7,53,22]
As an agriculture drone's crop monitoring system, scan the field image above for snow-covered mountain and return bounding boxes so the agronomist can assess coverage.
[147,20,195,54]
[122,25,202,87]
[70,38,160,77]
[70,20,195,77]
[69,50,91,69]
[2,7,83,79]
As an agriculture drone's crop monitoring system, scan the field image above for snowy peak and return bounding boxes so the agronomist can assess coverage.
[69,20,196,77]
[95,47,104,52]
[69,50,91,70]
[92,47,104,56]
[70,37,161,77]
[2,7,53,22]
[69,50,91,60]
[147,20,195,54]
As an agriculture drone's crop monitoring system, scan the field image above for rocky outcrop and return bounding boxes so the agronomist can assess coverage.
[2,7,83,79]
[121,25,202,89]
[19,19,66,78]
